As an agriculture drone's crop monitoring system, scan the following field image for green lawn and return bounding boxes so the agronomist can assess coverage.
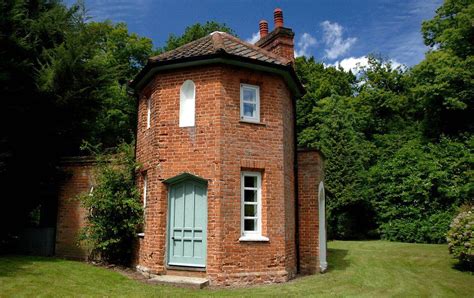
[0,241,472,297]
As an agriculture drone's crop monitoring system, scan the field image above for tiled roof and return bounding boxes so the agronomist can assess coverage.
[149,31,290,66]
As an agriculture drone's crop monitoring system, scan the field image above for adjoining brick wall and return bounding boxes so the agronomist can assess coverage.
[134,64,298,286]
[297,149,324,274]
[55,157,95,260]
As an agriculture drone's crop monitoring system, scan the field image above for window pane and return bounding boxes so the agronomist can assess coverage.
[244,219,256,231]
[244,176,256,188]
[181,80,195,99]
[243,103,256,118]
[243,87,256,102]
[244,189,256,202]
[244,204,257,217]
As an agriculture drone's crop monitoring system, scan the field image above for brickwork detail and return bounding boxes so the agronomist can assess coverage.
[55,158,95,260]
[297,150,324,274]
[134,64,301,286]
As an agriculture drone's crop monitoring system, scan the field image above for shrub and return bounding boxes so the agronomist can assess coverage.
[369,136,472,243]
[447,205,473,270]
[380,211,453,243]
[79,143,143,264]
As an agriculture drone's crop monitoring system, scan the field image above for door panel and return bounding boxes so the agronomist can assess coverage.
[168,180,207,267]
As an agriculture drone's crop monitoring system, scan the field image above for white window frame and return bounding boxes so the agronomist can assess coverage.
[146,96,151,129]
[137,173,148,238]
[179,80,196,127]
[143,173,148,209]
[240,84,260,123]
[240,171,268,241]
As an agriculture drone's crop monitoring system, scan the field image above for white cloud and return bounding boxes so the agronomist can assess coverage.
[294,33,317,57]
[246,32,260,44]
[333,56,369,72]
[330,56,403,73]
[321,21,357,60]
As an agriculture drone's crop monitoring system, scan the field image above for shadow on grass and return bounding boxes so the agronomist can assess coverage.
[451,261,474,273]
[0,255,60,277]
[327,248,350,272]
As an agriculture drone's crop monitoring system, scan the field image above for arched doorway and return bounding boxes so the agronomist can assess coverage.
[318,181,328,272]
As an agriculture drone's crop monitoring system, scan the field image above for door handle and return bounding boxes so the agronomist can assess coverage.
[171,236,175,240]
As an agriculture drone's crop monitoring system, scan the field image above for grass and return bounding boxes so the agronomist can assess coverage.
[0,241,472,297]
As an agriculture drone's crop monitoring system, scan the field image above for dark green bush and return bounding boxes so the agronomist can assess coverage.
[369,136,472,243]
[447,205,473,270]
[380,211,454,243]
[79,143,142,264]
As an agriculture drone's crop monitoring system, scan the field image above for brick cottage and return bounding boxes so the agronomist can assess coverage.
[55,8,327,286]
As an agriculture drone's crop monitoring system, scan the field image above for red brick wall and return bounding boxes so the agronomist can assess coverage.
[55,158,95,260]
[256,28,295,64]
[134,64,297,286]
[260,34,294,64]
[297,149,324,274]
[135,65,224,279]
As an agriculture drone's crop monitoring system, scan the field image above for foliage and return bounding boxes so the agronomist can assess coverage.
[37,19,154,150]
[368,136,472,242]
[447,204,474,270]
[295,0,473,242]
[422,0,474,58]
[0,0,153,247]
[79,143,142,264]
[0,0,83,247]
[416,0,474,138]
[160,21,235,52]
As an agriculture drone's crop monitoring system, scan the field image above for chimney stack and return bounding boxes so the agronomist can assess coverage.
[274,8,284,28]
[256,8,295,64]
[259,20,268,38]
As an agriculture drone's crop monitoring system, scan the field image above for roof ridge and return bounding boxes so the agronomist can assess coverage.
[219,32,290,65]
[211,31,226,52]
[149,34,212,62]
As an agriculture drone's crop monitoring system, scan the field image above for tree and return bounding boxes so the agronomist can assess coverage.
[37,20,154,151]
[413,0,474,138]
[422,0,474,58]
[0,1,154,249]
[0,0,82,249]
[160,21,235,52]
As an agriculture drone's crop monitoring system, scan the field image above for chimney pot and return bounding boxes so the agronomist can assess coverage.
[259,20,268,38]
[274,8,284,28]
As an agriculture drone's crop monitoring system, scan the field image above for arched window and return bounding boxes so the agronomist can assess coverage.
[179,80,195,127]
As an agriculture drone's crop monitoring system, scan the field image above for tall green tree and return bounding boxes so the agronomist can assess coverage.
[0,0,80,247]
[413,0,474,138]
[0,1,154,249]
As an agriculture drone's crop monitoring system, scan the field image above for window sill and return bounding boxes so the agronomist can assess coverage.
[239,235,269,242]
[239,120,266,126]
[137,233,145,238]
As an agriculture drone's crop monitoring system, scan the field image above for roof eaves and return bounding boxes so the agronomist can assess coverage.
[130,51,305,97]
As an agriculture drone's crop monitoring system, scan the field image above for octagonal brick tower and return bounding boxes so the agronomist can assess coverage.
[129,9,324,286]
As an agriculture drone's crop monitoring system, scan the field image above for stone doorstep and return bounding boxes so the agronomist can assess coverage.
[147,274,209,289]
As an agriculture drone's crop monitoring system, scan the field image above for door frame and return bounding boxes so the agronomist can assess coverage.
[163,173,208,268]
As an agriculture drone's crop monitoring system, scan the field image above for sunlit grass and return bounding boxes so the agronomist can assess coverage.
[0,241,472,297]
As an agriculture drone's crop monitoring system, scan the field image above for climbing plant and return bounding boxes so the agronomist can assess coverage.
[79,143,143,264]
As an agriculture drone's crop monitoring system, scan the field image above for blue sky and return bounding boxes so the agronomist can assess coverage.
[66,0,443,71]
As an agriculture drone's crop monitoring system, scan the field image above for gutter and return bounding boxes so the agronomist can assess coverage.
[130,52,305,98]
[293,95,300,274]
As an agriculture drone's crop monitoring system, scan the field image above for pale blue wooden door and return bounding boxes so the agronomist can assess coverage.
[168,180,207,267]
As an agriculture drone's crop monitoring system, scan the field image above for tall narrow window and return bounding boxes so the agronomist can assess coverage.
[240,171,267,241]
[146,96,151,129]
[143,173,148,209]
[240,84,260,123]
[179,80,195,127]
